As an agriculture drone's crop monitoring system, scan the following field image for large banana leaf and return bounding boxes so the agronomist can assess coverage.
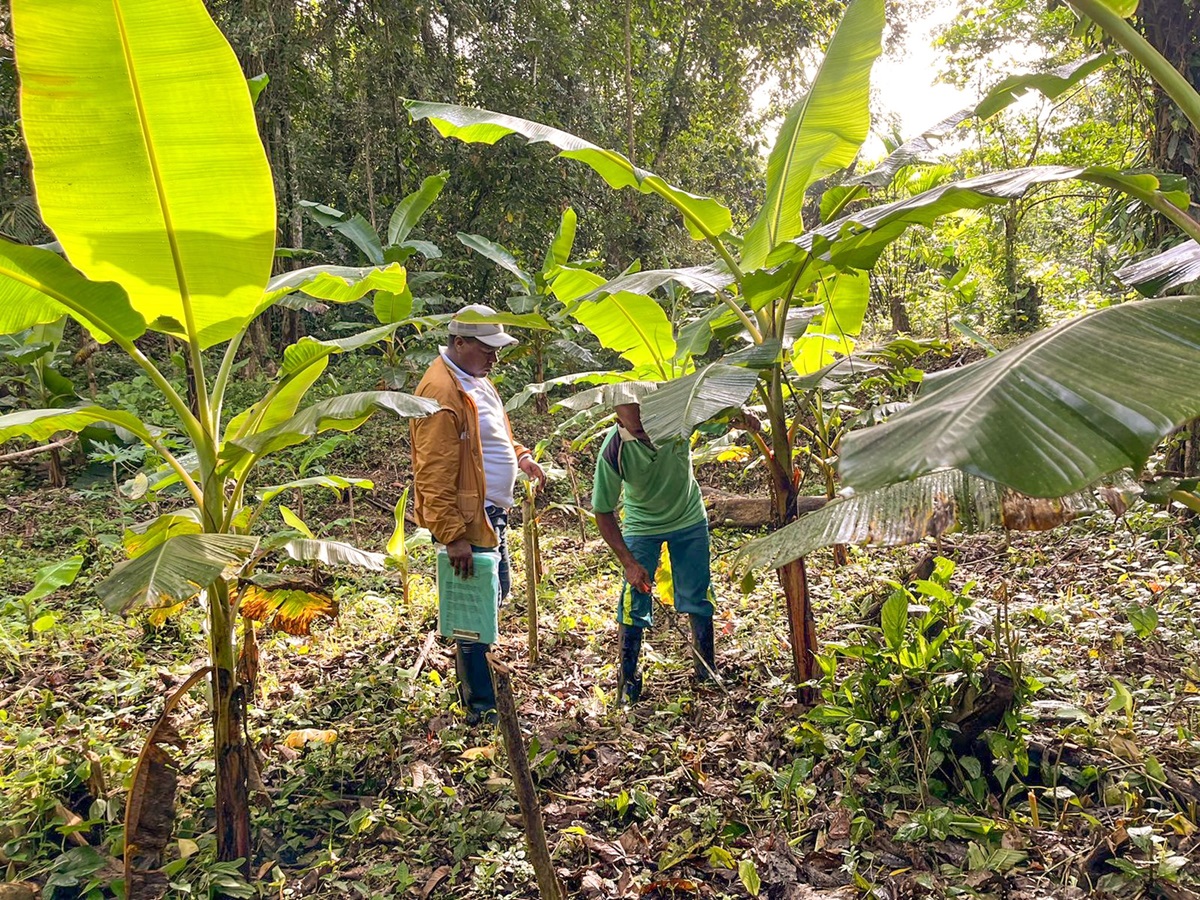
[838,295,1200,497]
[737,470,1131,571]
[98,533,258,614]
[0,406,157,445]
[571,292,678,379]
[224,391,438,463]
[14,0,275,349]
[1116,241,1200,295]
[740,0,885,269]
[0,240,146,342]
[555,380,660,412]
[641,364,762,443]
[223,359,327,446]
[801,166,1190,270]
[504,371,617,412]
[405,101,732,241]
[223,324,407,445]
[124,509,203,558]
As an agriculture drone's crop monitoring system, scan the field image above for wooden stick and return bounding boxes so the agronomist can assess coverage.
[0,434,76,464]
[523,488,540,667]
[486,653,563,900]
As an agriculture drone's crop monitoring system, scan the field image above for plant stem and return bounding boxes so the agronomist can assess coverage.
[1066,0,1200,136]
[210,329,246,438]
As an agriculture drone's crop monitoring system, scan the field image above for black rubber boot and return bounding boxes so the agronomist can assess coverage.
[617,624,644,705]
[454,640,497,725]
[690,614,716,682]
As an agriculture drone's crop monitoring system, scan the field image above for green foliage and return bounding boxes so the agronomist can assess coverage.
[811,558,1028,803]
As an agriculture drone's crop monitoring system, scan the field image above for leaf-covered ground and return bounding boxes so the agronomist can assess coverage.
[2,437,1200,899]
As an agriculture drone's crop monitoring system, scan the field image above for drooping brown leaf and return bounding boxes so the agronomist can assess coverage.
[124,667,210,900]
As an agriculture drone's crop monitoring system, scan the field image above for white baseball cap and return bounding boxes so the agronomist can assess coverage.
[448,303,519,348]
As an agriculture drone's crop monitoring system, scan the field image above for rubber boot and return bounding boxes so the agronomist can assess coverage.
[454,640,497,725]
[690,614,716,682]
[617,624,644,705]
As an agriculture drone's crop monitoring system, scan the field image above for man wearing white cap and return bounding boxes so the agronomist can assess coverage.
[410,303,544,724]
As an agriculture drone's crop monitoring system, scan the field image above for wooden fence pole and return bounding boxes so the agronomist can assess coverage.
[486,653,563,900]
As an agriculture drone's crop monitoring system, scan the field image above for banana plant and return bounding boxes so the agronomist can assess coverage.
[303,174,449,386]
[459,207,603,412]
[406,0,1200,691]
[0,317,79,484]
[0,0,439,869]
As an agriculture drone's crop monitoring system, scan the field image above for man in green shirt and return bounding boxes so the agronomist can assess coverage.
[593,400,737,704]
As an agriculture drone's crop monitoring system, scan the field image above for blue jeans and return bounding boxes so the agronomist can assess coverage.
[456,505,509,716]
[617,520,714,628]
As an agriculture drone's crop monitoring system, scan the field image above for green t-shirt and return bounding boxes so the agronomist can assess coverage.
[592,427,707,536]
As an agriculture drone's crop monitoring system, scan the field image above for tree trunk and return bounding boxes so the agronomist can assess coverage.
[208,578,251,870]
[765,372,817,701]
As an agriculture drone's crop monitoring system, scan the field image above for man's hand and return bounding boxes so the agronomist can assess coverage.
[519,455,546,489]
[623,560,653,594]
[446,538,474,579]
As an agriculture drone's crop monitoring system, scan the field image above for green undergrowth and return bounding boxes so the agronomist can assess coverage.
[3,426,1200,898]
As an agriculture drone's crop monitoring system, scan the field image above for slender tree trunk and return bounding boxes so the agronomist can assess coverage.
[765,372,817,703]
[208,577,251,870]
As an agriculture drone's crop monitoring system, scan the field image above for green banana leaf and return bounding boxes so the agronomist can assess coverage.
[555,380,660,413]
[405,100,732,241]
[541,208,578,276]
[792,269,871,376]
[124,509,203,558]
[575,264,736,305]
[975,53,1113,120]
[570,292,678,379]
[0,240,145,342]
[1116,241,1200,295]
[224,391,439,463]
[98,533,259,614]
[803,166,1192,270]
[737,470,1132,571]
[740,0,885,269]
[838,295,1200,497]
[257,476,375,505]
[373,290,414,325]
[504,371,618,412]
[258,264,409,315]
[640,364,762,443]
[0,406,157,446]
[389,172,448,246]
[22,555,84,604]
[13,0,275,349]
[457,233,534,293]
[280,323,403,378]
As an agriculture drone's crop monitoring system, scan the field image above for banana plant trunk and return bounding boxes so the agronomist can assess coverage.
[765,375,818,703]
[208,576,252,869]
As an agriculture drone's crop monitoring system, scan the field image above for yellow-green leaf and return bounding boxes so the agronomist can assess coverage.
[14,0,276,349]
